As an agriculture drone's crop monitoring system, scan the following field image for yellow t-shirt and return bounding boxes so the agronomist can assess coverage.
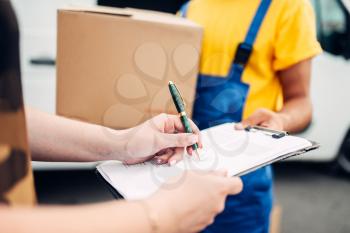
[186,0,322,119]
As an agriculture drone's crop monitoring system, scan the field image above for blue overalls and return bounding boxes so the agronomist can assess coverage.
[180,1,274,232]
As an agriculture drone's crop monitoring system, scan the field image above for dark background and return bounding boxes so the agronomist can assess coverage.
[98,0,188,13]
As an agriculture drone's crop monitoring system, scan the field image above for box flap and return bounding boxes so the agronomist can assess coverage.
[127,8,200,28]
[59,6,201,28]
[59,6,132,17]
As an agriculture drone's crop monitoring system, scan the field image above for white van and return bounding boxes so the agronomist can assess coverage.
[295,0,350,173]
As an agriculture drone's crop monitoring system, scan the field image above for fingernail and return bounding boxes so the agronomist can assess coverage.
[169,160,177,166]
[235,123,244,130]
[157,158,163,164]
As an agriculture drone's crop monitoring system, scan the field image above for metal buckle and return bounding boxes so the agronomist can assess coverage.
[234,42,253,66]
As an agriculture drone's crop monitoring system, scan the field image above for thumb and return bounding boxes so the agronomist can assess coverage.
[158,133,198,148]
[236,110,267,129]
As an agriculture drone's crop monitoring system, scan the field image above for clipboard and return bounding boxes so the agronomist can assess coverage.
[96,170,124,199]
[96,123,320,200]
[235,125,319,176]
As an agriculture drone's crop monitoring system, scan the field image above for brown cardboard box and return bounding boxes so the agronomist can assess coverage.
[57,6,203,129]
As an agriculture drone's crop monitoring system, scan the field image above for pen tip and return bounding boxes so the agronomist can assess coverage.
[194,150,200,161]
[168,81,174,85]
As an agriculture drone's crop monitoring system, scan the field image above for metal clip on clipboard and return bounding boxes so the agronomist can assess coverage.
[244,125,288,139]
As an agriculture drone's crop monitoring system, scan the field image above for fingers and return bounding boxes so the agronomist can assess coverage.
[223,177,243,195]
[259,118,284,131]
[186,146,193,155]
[235,109,271,130]
[260,121,272,128]
[234,123,245,130]
[154,148,175,165]
[169,115,200,134]
[167,147,184,165]
[205,171,243,195]
[124,154,154,165]
[241,111,266,127]
[188,119,203,149]
[165,114,203,148]
[159,132,198,149]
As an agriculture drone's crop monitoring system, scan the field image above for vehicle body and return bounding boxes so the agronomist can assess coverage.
[294,0,350,173]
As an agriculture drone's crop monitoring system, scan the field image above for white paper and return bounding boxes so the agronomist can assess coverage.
[97,123,312,200]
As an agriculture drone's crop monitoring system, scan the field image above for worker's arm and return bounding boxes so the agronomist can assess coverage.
[0,171,243,233]
[26,108,201,164]
[237,59,312,133]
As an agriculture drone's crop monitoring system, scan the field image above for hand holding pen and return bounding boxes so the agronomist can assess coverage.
[168,81,202,159]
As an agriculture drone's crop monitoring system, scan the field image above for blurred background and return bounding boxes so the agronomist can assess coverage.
[10,0,350,232]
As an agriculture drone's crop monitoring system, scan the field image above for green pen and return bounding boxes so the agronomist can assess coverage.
[168,81,200,159]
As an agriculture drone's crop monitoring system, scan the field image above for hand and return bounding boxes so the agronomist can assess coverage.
[235,108,287,131]
[121,114,202,165]
[147,170,243,233]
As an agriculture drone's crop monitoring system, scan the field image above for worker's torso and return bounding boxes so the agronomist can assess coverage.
[187,0,304,118]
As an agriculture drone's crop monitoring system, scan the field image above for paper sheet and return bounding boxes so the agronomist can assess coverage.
[97,123,313,200]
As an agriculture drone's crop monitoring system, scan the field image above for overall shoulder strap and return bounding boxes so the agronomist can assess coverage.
[180,0,271,44]
[179,0,272,81]
[245,0,272,46]
[229,0,272,81]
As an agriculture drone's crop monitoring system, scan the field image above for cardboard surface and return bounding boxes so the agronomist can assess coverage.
[57,6,203,129]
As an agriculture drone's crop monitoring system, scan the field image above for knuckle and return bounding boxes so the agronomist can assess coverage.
[178,136,188,145]
[219,184,230,194]
[214,204,221,213]
[154,133,165,150]
[207,217,215,225]
[256,108,266,114]
[215,202,225,213]
[158,113,168,120]
[237,182,244,193]
[175,152,183,160]
[262,108,272,115]
[231,179,243,193]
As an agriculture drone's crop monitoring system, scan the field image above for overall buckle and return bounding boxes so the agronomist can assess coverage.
[234,42,253,66]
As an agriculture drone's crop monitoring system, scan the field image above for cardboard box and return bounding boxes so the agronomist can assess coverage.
[57,6,203,129]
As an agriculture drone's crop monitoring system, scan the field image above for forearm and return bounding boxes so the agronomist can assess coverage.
[0,201,161,233]
[278,96,312,133]
[26,107,128,162]
[278,59,313,133]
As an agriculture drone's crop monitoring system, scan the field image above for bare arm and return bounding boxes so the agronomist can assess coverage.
[0,171,243,233]
[237,59,313,133]
[277,59,312,133]
[26,108,201,164]
[26,108,124,162]
[1,201,153,233]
